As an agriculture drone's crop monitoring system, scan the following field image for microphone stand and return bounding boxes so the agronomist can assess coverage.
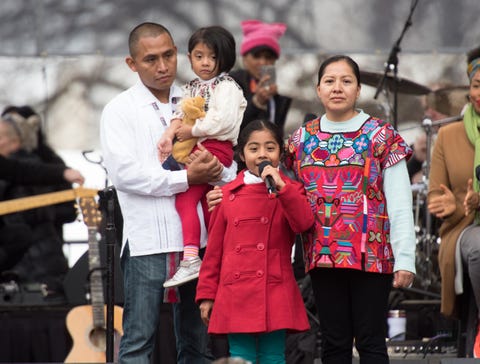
[100,186,117,363]
[374,0,419,130]
[419,117,435,289]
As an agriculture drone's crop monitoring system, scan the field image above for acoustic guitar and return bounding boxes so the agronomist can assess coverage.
[65,196,123,363]
[0,186,98,216]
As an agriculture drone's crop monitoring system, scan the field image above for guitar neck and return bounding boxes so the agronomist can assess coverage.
[0,187,98,216]
[87,226,106,328]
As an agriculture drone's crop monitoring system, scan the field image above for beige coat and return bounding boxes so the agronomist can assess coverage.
[428,121,475,318]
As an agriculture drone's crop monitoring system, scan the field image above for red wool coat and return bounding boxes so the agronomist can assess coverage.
[196,170,314,334]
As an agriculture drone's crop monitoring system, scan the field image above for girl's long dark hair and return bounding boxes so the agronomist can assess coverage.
[188,26,236,73]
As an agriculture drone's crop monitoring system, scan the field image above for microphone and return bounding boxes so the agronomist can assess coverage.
[258,161,277,196]
[476,165,480,182]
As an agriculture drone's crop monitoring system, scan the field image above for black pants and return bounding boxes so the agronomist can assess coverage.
[310,268,392,364]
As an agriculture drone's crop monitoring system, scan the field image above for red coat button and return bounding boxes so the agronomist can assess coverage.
[257,243,265,250]
[234,272,240,279]
[229,194,235,201]
[260,216,268,224]
[256,270,264,277]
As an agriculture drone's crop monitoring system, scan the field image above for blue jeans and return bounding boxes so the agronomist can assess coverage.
[118,243,211,364]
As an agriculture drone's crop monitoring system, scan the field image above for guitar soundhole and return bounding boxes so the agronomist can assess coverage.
[88,327,122,360]
[89,327,107,351]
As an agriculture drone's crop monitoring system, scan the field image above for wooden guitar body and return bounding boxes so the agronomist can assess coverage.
[64,195,124,363]
[65,304,123,363]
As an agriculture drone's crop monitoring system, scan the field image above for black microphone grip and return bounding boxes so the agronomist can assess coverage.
[258,160,277,195]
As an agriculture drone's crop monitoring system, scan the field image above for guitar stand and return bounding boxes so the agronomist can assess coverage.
[98,186,118,363]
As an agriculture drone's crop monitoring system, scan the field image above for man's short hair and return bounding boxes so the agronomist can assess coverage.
[128,22,173,57]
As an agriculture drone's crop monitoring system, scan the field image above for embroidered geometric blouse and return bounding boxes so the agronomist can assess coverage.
[286,116,412,274]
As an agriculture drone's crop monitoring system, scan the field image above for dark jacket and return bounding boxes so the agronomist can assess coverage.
[0,150,71,293]
[0,154,67,185]
[230,68,292,139]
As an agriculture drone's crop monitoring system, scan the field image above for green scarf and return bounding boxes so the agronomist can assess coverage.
[463,103,480,223]
[463,103,480,193]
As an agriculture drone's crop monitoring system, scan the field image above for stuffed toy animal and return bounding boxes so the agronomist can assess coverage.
[172,96,206,164]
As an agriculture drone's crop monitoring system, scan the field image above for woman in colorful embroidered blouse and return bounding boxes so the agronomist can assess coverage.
[285,55,416,363]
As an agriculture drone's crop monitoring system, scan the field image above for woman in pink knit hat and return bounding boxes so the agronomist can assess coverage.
[231,20,292,140]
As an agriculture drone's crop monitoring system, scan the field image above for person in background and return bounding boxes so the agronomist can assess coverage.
[408,81,469,185]
[0,151,83,185]
[285,55,416,363]
[0,110,84,212]
[230,20,291,139]
[407,83,468,248]
[159,26,246,288]
[2,106,78,243]
[100,22,236,364]
[427,45,480,358]
[196,120,313,363]
[0,113,70,297]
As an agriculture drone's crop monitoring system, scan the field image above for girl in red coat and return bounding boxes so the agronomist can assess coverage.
[195,120,314,363]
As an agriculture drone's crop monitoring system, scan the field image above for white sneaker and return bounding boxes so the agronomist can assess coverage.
[163,257,202,288]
